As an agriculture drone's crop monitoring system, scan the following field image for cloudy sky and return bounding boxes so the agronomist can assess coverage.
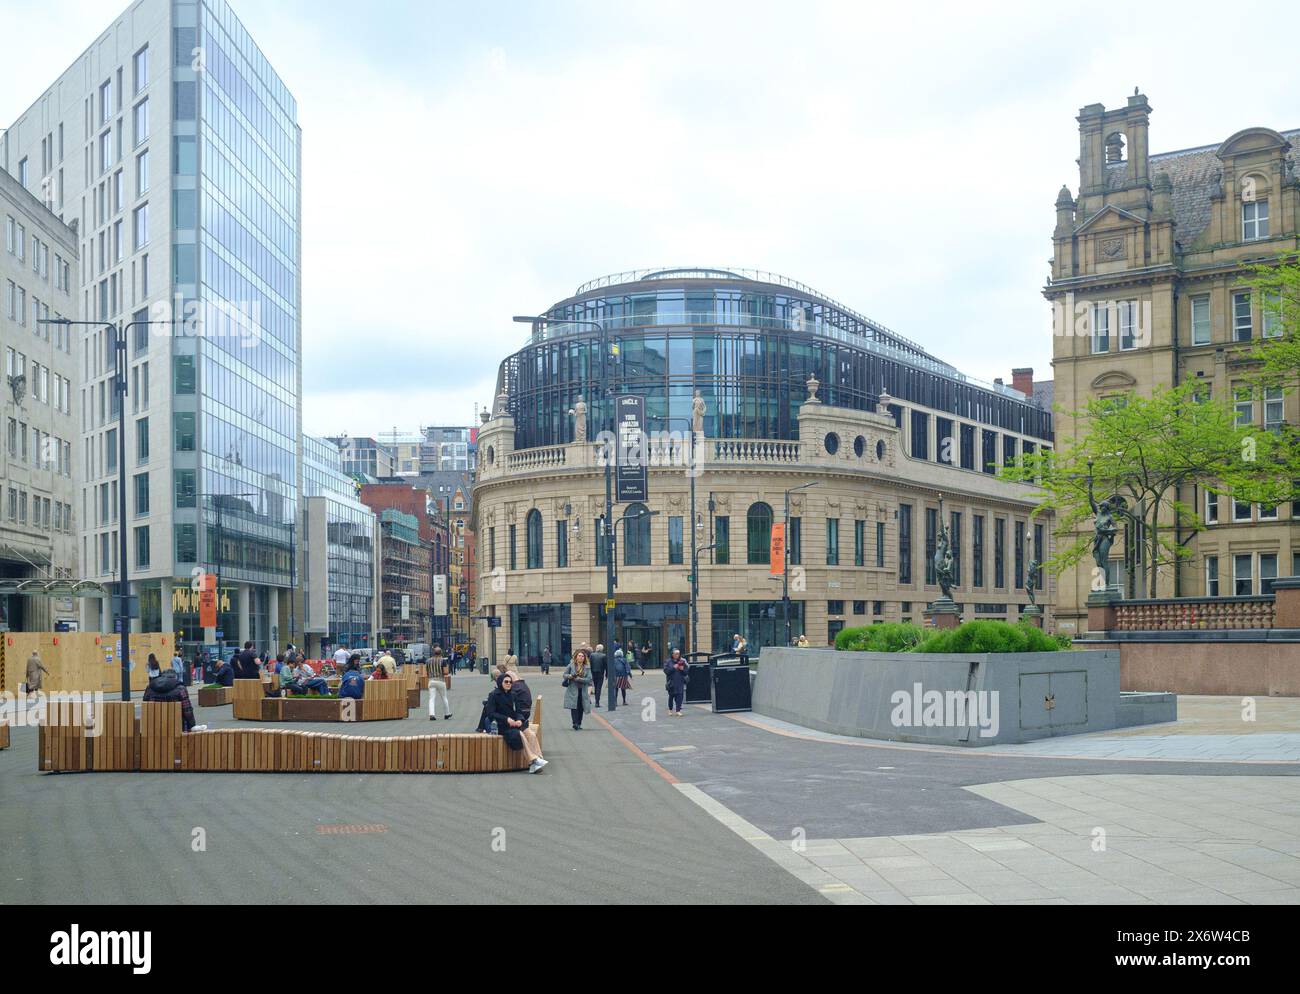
[2,0,1298,438]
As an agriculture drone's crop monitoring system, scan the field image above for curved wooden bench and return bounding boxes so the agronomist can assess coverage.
[0,723,9,749]
[38,698,543,773]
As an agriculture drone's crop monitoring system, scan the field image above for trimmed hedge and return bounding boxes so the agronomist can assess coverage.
[833,622,925,653]
[835,619,1061,654]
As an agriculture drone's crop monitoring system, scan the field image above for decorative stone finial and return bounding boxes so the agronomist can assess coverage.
[805,373,821,404]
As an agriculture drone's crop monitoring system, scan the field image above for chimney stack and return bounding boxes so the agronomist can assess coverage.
[1011,368,1034,397]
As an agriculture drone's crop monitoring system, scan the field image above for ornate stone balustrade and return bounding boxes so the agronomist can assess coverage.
[711,439,802,464]
[1113,596,1276,631]
[504,445,567,471]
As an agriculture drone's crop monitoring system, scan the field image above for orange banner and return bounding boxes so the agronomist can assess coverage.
[198,573,218,629]
[769,523,785,576]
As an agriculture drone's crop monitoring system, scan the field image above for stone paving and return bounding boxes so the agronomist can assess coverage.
[677,774,1300,905]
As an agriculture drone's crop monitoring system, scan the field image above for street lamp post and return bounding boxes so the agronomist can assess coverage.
[41,317,171,700]
[513,313,620,697]
[783,481,819,647]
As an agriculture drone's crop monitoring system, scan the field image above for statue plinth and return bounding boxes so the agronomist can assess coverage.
[1020,604,1044,629]
[1085,586,1123,636]
[926,597,961,630]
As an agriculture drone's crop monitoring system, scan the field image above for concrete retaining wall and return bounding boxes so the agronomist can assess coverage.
[1111,641,1300,697]
[752,646,1172,746]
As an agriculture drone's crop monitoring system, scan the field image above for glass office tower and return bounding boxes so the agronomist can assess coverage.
[3,0,301,653]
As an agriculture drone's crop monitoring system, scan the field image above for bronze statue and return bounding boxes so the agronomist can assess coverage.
[1086,462,1127,573]
[933,496,955,600]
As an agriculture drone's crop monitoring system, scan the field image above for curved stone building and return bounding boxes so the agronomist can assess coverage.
[473,268,1054,666]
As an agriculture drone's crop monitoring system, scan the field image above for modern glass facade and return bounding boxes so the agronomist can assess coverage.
[303,436,375,647]
[183,0,300,593]
[503,270,1053,449]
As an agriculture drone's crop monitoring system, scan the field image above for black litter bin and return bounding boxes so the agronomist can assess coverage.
[710,656,753,714]
[479,657,489,675]
[684,652,713,704]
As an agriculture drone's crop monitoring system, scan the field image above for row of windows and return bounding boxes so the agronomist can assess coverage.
[4,419,72,476]
[1205,489,1300,524]
[1088,290,1283,354]
[5,488,72,532]
[1204,551,1297,597]
[4,218,71,293]
[901,405,1047,473]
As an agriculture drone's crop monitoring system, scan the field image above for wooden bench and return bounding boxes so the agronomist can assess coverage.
[0,722,10,749]
[38,698,543,774]
[233,678,410,722]
[196,685,233,707]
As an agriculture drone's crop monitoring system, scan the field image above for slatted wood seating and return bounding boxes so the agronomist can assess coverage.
[38,698,543,774]
[235,675,411,722]
[196,685,233,707]
[0,723,10,749]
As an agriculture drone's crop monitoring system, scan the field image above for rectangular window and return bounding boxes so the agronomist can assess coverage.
[173,412,195,450]
[924,507,938,584]
[1260,553,1278,595]
[136,150,149,197]
[959,423,975,470]
[134,472,149,515]
[135,525,149,568]
[935,417,953,464]
[1033,523,1045,590]
[1234,388,1253,426]
[173,355,195,394]
[174,523,196,563]
[1264,387,1285,432]
[1119,300,1138,350]
[875,521,885,568]
[854,520,865,567]
[1205,490,1219,523]
[972,514,985,587]
[715,516,729,565]
[1205,555,1219,597]
[982,429,997,475]
[133,203,149,250]
[994,518,1006,589]
[1014,521,1025,591]
[1233,292,1252,342]
[910,410,929,460]
[487,526,496,571]
[1003,434,1017,469]
[1234,553,1253,596]
[133,46,149,93]
[509,524,517,570]
[950,511,962,587]
[668,515,683,565]
[556,520,568,568]
[1091,302,1110,353]
[1242,199,1270,241]
[174,469,196,508]
[136,415,148,462]
[788,517,801,566]
[825,518,839,566]
[827,600,844,616]
[133,98,149,146]
[898,504,912,584]
[1191,295,1211,346]
[1233,498,1252,522]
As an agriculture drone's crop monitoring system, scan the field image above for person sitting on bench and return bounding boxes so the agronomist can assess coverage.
[488,673,547,773]
[143,654,205,731]
[212,657,235,687]
[339,656,365,700]
[297,660,331,695]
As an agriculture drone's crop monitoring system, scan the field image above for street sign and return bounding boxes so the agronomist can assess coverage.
[615,394,647,502]
[604,598,616,611]
[769,523,786,576]
[433,575,448,616]
[487,617,502,628]
[198,572,217,628]
[401,594,411,621]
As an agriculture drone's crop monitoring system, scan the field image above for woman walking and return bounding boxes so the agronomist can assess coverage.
[664,648,689,717]
[487,673,547,773]
[563,648,593,730]
[612,646,633,706]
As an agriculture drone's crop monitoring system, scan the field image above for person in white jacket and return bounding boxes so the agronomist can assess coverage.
[428,647,451,721]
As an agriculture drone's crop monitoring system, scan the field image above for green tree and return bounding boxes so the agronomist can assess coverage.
[1003,381,1290,598]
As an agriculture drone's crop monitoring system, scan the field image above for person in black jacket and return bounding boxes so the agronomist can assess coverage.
[233,641,259,680]
[664,648,689,717]
[589,644,607,711]
[211,658,235,687]
[488,674,546,773]
[507,670,532,724]
[143,655,204,731]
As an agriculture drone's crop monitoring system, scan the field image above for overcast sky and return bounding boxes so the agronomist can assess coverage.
[2,0,1297,438]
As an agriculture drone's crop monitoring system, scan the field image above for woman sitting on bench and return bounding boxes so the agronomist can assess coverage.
[488,673,547,773]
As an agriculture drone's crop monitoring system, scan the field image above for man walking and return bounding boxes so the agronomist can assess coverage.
[589,643,607,707]
[541,646,552,675]
[25,649,50,700]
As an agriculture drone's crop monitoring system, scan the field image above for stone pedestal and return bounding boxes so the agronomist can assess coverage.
[927,598,961,630]
[1021,605,1044,629]
[1086,587,1122,636]
[1272,577,1300,629]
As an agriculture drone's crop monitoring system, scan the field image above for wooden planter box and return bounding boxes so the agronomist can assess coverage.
[197,686,233,707]
[407,687,421,710]
[233,678,408,722]
[0,723,10,749]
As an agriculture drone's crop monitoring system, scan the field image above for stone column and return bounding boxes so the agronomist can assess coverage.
[570,600,595,651]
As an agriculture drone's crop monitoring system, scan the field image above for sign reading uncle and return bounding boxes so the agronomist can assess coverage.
[615,394,648,502]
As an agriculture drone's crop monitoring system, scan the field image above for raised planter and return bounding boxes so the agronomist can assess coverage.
[233,679,408,722]
[197,686,233,707]
[753,646,1176,746]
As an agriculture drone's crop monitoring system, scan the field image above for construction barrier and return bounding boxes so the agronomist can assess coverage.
[36,699,543,774]
[1,632,177,696]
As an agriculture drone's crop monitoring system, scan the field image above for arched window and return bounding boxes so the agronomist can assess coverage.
[747,501,773,564]
[526,509,543,569]
[623,502,651,566]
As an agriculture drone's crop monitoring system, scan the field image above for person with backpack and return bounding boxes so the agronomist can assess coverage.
[664,648,689,717]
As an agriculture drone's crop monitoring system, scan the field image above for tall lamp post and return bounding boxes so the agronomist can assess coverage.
[41,316,172,699]
[783,481,818,647]
[512,313,620,683]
